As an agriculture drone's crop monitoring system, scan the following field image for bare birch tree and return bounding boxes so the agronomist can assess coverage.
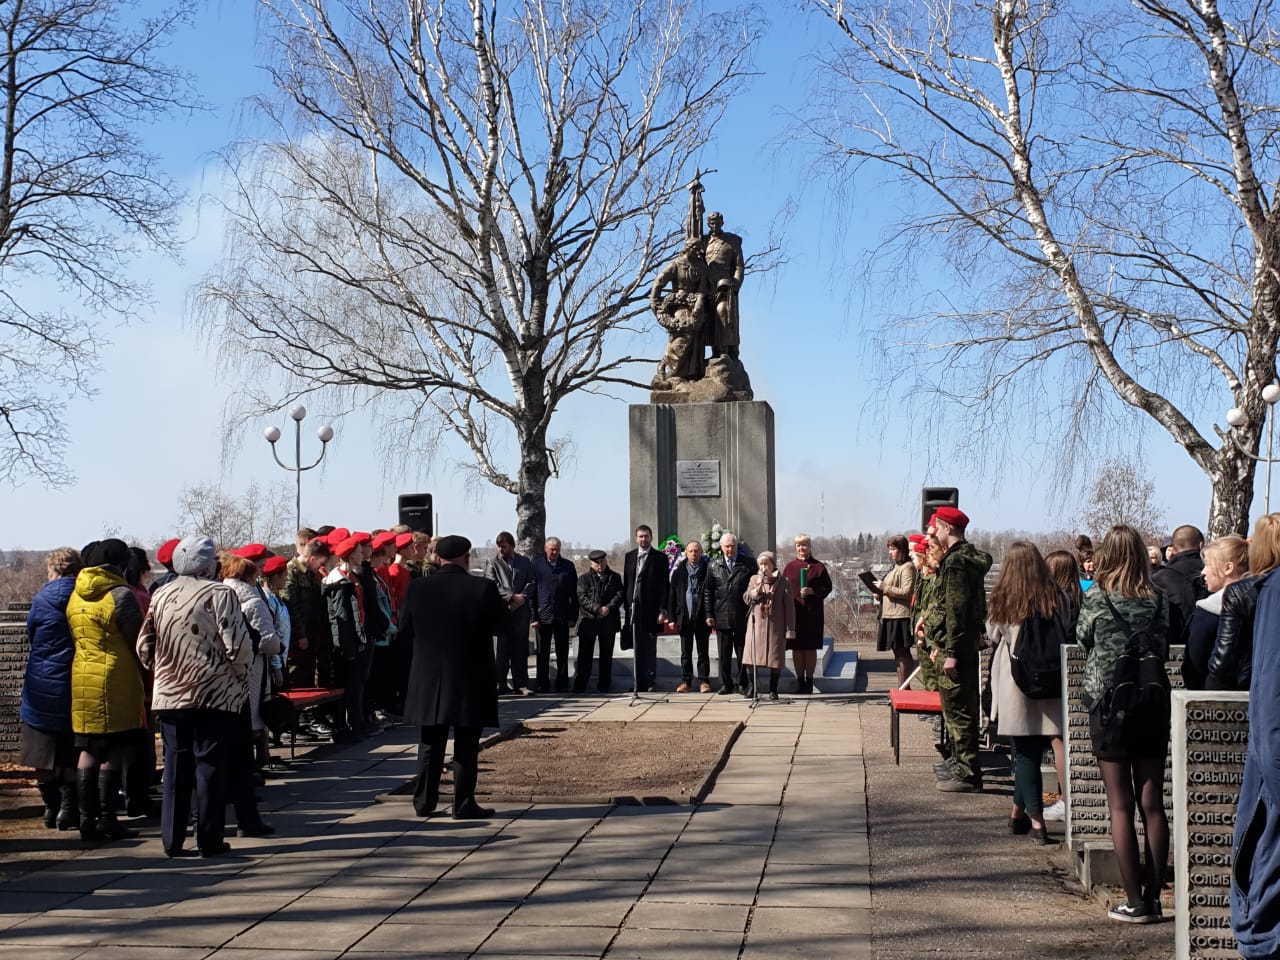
[176,481,295,548]
[199,0,762,553]
[1080,457,1167,542]
[0,0,194,484]
[806,0,1280,536]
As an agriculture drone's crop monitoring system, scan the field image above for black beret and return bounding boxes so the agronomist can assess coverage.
[435,535,471,561]
[588,549,607,561]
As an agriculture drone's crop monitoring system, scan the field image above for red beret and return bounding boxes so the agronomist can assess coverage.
[261,555,288,575]
[932,507,969,529]
[156,538,181,565]
[325,528,351,546]
[350,531,372,546]
[333,536,360,559]
[907,533,927,544]
[394,533,413,549]
[372,532,397,552]
[910,540,928,555]
[234,543,268,561]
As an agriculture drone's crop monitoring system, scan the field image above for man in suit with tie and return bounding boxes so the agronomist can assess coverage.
[484,531,533,695]
[622,524,670,693]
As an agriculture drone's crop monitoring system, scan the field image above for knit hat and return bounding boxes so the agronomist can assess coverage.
[82,538,130,570]
[173,536,218,577]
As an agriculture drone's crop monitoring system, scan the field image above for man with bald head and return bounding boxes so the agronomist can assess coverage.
[1152,523,1207,643]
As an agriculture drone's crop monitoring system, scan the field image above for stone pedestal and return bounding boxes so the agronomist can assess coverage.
[629,401,776,554]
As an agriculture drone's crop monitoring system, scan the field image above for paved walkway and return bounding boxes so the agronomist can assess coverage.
[0,692,869,960]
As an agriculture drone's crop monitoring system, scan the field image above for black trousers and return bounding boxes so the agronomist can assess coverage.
[573,623,615,692]
[159,709,233,854]
[631,628,658,691]
[536,622,571,690]
[228,704,262,828]
[680,623,712,684]
[717,626,748,689]
[413,724,481,816]
[495,621,530,690]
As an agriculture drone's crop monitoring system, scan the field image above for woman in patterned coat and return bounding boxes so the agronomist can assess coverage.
[137,536,253,857]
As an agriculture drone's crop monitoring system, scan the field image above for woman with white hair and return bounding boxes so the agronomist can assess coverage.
[137,536,253,858]
[742,551,796,700]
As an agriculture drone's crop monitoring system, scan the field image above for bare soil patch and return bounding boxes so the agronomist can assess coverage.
[388,720,741,805]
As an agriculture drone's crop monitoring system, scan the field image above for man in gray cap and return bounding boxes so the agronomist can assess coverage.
[400,535,508,819]
[573,550,623,693]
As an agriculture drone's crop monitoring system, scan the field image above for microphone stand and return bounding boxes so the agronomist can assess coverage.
[733,580,790,709]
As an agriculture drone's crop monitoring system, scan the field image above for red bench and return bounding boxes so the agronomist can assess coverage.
[279,687,344,759]
[888,688,943,765]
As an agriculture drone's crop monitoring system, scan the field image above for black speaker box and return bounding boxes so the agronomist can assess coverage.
[920,486,959,532]
[398,493,433,534]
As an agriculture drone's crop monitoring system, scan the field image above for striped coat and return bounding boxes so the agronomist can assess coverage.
[137,576,253,714]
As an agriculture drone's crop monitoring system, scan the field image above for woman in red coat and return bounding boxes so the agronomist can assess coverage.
[782,534,833,694]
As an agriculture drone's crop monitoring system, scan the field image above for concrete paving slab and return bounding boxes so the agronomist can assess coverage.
[760,861,869,886]
[206,949,344,960]
[222,909,387,952]
[608,925,745,959]
[0,915,139,947]
[351,920,492,953]
[740,928,870,960]
[548,857,664,881]
[69,947,207,960]
[643,879,761,905]
[473,921,617,956]
[405,876,541,905]
[0,949,83,960]
[625,898,752,932]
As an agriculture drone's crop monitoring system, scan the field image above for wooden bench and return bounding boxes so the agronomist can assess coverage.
[279,687,345,760]
[888,688,943,765]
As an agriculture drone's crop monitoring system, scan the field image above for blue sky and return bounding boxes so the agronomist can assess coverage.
[2,1,1225,551]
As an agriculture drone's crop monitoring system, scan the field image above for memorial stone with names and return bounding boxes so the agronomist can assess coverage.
[1173,690,1248,960]
[676,460,720,497]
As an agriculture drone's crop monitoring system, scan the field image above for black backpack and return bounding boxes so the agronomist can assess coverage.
[1010,603,1068,699]
[1098,594,1170,741]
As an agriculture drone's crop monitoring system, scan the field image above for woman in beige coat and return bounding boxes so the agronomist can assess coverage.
[743,552,796,700]
[987,541,1066,845]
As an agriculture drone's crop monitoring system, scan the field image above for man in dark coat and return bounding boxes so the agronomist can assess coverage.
[703,532,757,694]
[530,536,579,692]
[1152,523,1207,644]
[400,535,507,820]
[573,550,623,693]
[667,540,712,693]
[622,524,670,693]
[484,531,533,695]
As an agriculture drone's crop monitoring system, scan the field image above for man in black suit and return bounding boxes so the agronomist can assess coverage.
[484,530,533,695]
[622,524,670,692]
[400,535,508,820]
[667,540,713,693]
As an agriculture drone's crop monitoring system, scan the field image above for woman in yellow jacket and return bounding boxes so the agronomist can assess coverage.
[67,539,146,841]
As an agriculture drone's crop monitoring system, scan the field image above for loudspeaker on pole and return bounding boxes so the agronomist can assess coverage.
[920,486,959,532]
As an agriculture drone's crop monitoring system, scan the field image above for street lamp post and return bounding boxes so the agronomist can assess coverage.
[264,405,334,531]
[1220,383,1280,514]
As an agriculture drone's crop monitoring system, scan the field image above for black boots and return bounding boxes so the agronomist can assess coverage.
[97,768,137,840]
[78,768,102,841]
[78,767,136,841]
[38,781,60,828]
[56,781,78,831]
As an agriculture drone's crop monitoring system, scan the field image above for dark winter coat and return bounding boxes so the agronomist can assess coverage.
[400,565,505,729]
[20,576,78,731]
[530,555,579,625]
[355,561,391,643]
[1231,567,1280,957]
[1206,574,1259,691]
[782,557,834,650]
[577,567,623,634]
[322,567,366,660]
[703,552,757,632]
[1152,548,1207,643]
[1181,589,1222,690]
[667,557,709,632]
[623,548,669,636]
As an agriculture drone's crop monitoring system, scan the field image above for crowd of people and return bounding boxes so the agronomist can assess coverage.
[18,521,835,855]
[883,507,1277,928]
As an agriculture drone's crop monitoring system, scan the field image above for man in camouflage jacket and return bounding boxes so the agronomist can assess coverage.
[922,507,992,792]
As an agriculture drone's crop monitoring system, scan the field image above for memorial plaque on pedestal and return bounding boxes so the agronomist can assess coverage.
[1064,644,1185,853]
[630,402,775,553]
[1173,690,1248,960]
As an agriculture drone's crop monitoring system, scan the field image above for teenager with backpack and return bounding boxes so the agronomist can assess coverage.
[1077,524,1171,924]
[986,541,1066,846]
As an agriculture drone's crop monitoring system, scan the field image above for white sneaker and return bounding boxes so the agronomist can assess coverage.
[1043,798,1065,822]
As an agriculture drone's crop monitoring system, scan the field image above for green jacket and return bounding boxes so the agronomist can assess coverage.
[924,540,992,659]
[914,570,938,648]
[1076,585,1169,703]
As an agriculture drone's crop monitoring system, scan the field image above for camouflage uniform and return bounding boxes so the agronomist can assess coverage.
[923,539,993,783]
[913,571,941,691]
[282,557,330,688]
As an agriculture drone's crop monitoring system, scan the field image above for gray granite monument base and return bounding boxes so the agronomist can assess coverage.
[628,401,776,555]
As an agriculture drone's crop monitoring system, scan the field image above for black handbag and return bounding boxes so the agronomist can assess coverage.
[260,693,295,736]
